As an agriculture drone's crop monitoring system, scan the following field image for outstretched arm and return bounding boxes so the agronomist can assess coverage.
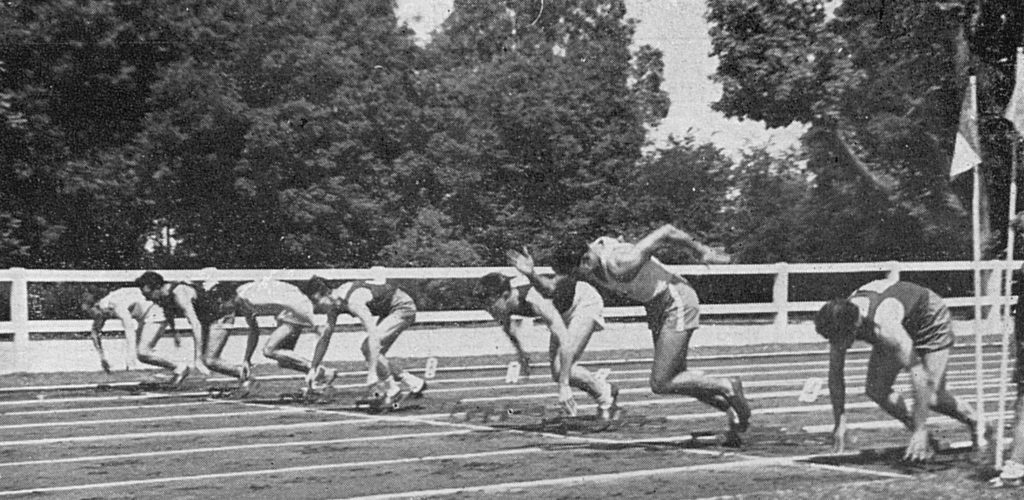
[528,292,576,416]
[506,247,557,296]
[173,288,205,369]
[633,224,731,266]
[88,315,111,373]
[112,305,139,371]
[828,344,849,453]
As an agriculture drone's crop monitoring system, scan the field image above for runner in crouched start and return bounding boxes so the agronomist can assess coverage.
[135,271,218,384]
[815,279,991,461]
[480,243,618,420]
[206,279,334,395]
[303,276,426,406]
[509,225,750,437]
[81,287,160,373]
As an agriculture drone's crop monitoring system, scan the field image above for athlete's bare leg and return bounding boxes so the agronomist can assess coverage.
[863,346,914,429]
[548,315,609,404]
[203,319,246,378]
[136,322,177,371]
[263,324,309,373]
[919,348,984,442]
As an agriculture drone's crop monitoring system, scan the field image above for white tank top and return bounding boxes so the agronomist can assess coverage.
[589,237,680,303]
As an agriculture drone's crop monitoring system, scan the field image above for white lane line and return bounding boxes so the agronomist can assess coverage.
[0,408,313,430]
[801,411,1015,433]
[342,453,910,500]
[0,391,209,407]
[0,400,215,417]
[0,446,552,497]
[0,430,474,469]
[0,417,368,447]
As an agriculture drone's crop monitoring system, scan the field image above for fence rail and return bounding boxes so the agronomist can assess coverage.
[1,261,1019,372]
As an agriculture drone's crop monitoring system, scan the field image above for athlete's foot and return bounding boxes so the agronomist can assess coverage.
[971,421,995,451]
[596,384,620,422]
[171,364,191,386]
[727,377,751,432]
[309,366,338,391]
[406,378,428,399]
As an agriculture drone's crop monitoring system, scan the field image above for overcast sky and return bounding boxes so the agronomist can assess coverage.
[394,0,806,155]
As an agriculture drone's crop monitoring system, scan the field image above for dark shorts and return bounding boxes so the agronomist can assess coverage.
[911,291,955,353]
[644,281,700,343]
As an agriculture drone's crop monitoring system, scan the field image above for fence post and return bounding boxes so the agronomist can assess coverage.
[886,261,901,281]
[370,266,386,284]
[773,263,789,331]
[10,267,29,373]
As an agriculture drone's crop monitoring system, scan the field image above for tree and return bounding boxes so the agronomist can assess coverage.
[706,0,1023,259]
[421,0,671,261]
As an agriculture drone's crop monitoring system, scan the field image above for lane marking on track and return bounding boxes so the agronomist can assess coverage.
[341,452,911,500]
[0,408,314,430]
[0,430,474,469]
[0,391,210,407]
[0,417,369,447]
[0,400,217,417]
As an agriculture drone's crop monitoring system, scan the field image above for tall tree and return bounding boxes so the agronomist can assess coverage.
[706,0,1023,259]
[422,0,671,260]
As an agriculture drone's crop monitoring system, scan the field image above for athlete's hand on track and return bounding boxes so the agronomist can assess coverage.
[904,430,933,461]
[506,246,535,276]
[831,421,847,454]
[559,385,577,417]
[99,358,111,374]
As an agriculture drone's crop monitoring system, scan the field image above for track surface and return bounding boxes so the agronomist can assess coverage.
[0,337,1021,499]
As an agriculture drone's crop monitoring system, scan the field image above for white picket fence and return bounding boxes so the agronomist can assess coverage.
[0,261,1018,373]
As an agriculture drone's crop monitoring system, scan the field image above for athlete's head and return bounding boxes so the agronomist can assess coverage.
[79,290,104,318]
[814,298,861,348]
[478,273,511,300]
[134,271,167,300]
[302,276,334,312]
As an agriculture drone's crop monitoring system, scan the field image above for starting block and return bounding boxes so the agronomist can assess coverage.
[505,361,521,384]
[424,357,439,379]
[355,391,414,413]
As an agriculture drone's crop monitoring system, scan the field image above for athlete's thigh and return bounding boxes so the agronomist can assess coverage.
[564,314,598,363]
[265,323,301,351]
[651,325,695,382]
[138,321,167,349]
[376,310,415,354]
[919,348,951,390]
[205,319,234,358]
[866,345,904,393]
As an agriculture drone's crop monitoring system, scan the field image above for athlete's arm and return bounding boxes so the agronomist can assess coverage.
[347,289,383,386]
[88,312,111,373]
[526,290,577,416]
[828,342,849,453]
[112,303,139,371]
[235,299,259,366]
[485,296,531,377]
[173,287,205,368]
[633,224,730,266]
[506,247,557,296]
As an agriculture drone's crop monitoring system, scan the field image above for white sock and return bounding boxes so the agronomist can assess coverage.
[385,377,401,397]
[597,382,613,409]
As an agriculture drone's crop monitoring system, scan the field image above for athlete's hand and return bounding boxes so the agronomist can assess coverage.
[831,421,847,454]
[904,430,933,461]
[99,358,111,374]
[700,246,732,265]
[506,246,535,276]
[558,385,577,417]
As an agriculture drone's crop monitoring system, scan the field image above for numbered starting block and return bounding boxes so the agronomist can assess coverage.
[797,378,824,403]
[424,357,439,379]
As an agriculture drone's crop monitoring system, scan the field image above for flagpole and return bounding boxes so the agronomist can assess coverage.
[969,74,985,441]
[996,136,1018,468]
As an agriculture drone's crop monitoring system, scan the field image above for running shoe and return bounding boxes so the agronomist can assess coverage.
[407,379,428,399]
[597,383,620,422]
[171,364,191,386]
[312,367,338,391]
[727,377,751,432]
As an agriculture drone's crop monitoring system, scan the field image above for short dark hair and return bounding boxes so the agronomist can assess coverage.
[302,276,332,297]
[552,239,589,275]
[134,271,165,290]
[814,298,860,340]
[479,273,511,297]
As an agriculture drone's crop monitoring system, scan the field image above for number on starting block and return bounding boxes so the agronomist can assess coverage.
[798,377,824,403]
[424,357,438,379]
[506,361,521,384]
[595,368,611,382]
